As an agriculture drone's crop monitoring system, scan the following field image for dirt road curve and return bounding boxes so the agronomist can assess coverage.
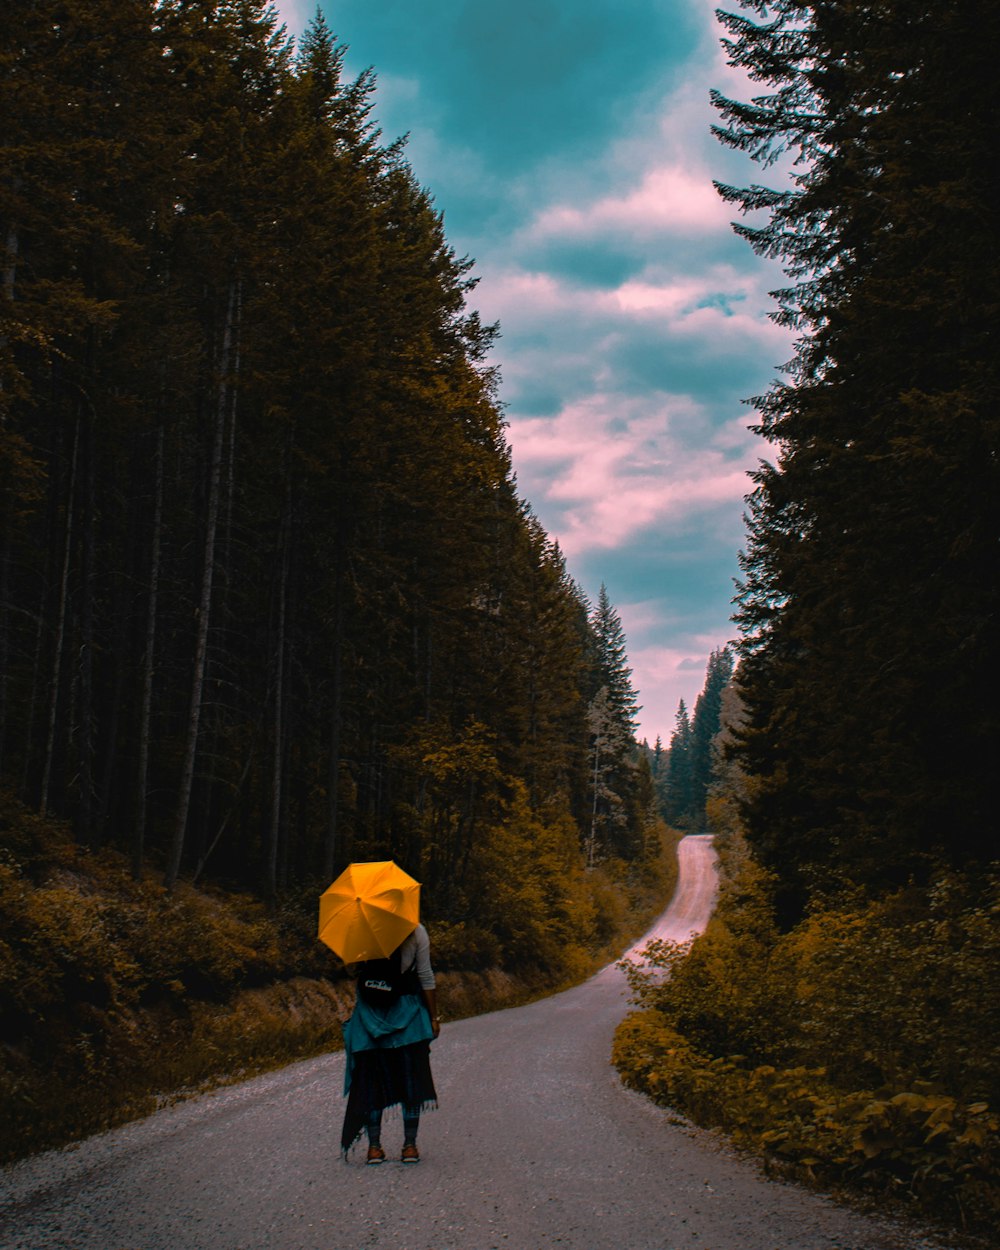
[1,835,956,1250]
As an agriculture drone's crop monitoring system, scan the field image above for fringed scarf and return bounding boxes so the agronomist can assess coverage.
[340,995,437,1156]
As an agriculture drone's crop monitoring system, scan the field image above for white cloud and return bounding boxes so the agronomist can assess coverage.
[508,392,755,558]
[527,162,730,244]
[272,0,311,38]
[478,261,782,340]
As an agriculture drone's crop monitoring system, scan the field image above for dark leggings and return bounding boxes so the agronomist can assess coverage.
[366,1105,420,1148]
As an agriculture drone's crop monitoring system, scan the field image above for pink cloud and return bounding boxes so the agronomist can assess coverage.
[476,262,787,354]
[618,631,737,743]
[528,163,730,244]
[272,0,312,37]
[508,394,756,558]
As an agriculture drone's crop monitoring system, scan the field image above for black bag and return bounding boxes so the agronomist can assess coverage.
[356,945,420,1007]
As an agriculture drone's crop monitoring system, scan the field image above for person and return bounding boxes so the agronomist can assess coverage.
[340,922,441,1164]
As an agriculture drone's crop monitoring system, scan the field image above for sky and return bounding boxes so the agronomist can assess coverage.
[274,0,793,746]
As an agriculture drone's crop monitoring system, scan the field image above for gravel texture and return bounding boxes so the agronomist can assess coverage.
[0,836,961,1250]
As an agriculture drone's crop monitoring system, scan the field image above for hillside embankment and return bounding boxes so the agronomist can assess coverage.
[0,790,678,1163]
[613,831,1000,1244]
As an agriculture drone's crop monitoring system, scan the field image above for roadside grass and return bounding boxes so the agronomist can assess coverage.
[1,792,680,1164]
[613,832,1000,1242]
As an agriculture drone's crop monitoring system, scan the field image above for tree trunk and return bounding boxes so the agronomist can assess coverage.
[323,530,346,881]
[1,223,16,307]
[165,278,239,890]
[0,501,11,773]
[133,421,164,879]
[0,218,17,771]
[0,219,18,405]
[589,733,601,870]
[39,415,80,819]
[192,743,257,885]
[76,398,96,845]
[266,473,291,900]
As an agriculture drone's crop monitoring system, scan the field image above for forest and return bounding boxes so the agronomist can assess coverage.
[0,0,676,1159]
[616,0,1000,1238]
[5,1,996,1235]
[0,0,661,901]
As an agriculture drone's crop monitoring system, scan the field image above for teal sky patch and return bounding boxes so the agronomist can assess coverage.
[276,0,791,740]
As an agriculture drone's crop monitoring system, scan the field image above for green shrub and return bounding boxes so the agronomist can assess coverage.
[614,1013,1000,1228]
[614,836,1000,1234]
[427,920,502,970]
[1,787,682,1162]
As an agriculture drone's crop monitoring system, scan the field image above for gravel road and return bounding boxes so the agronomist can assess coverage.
[1,835,959,1250]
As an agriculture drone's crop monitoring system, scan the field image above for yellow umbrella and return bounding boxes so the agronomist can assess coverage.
[318,860,420,964]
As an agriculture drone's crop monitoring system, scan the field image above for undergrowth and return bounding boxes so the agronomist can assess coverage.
[613,834,1000,1239]
[0,790,678,1163]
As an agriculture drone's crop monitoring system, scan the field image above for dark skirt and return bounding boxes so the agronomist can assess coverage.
[340,1039,437,1154]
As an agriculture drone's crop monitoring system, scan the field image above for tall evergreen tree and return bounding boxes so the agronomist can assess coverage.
[584,585,643,858]
[661,650,732,830]
[0,0,652,932]
[715,0,1000,914]
[588,584,640,733]
[663,699,693,828]
[688,647,734,821]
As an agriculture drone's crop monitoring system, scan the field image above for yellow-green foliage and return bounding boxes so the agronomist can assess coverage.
[614,1014,999,1223]
[424,780,678,982]
[1,789,679,1163]
[464,785,597,980]
[614,836,1000,1233]
[0,793,334,1161]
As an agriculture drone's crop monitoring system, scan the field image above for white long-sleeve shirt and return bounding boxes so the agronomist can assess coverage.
[397,923,436,989]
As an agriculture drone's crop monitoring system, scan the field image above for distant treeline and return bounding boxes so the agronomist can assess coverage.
[0,1,656,924]
[644,646,733,833]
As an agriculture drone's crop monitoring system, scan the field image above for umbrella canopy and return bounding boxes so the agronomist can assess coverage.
[318,860,420,964]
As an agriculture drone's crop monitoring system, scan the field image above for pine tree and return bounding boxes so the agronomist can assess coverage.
[585,686,630,865]
[583,585,645,858]
[688,647,734,823]
[705,680,749,837]
[663,699,693,828]
[0,0,642,928]
[715,0,1000,912]
[588,584,640,730]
